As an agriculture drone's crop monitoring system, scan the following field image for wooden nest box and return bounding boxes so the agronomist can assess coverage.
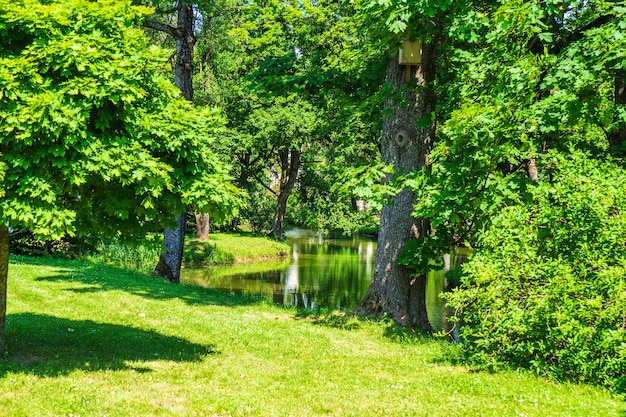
[399,39,422,65]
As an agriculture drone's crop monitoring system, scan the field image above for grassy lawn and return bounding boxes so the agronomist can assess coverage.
[0,256,623,417]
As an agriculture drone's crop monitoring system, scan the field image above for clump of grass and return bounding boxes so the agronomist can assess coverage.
[86,235,162,272]
[184,239,233,266]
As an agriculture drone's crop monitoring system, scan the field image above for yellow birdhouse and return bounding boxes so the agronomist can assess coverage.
[398,39,422,65]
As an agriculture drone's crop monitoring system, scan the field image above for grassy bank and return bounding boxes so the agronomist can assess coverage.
[88,232,291,271]
[185,233,290,266]
[0,256,623,416]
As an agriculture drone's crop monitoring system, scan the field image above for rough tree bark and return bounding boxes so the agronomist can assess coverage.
[356,40,437,332]
[272,148,301,240]
[146,0,196,283]
[173,1,195,102]
[0,227,8,355]
[154,214,186,282]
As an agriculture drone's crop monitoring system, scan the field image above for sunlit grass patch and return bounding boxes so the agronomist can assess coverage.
[0,255,623,416]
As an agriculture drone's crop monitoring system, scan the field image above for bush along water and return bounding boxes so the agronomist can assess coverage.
[444,151,626,395]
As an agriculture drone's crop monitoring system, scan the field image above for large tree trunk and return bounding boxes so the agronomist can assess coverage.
[151,0,196,282]
[0,227,8,355]
[356,40,437,332]
[272,148,301,240]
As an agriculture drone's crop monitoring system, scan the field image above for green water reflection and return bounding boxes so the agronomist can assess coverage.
[182,230,464,331]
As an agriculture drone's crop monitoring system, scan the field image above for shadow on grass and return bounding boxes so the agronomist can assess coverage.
[295,309,364,330]
[1,313,217,377]
[12,256,261,308]
[296,309,434,342]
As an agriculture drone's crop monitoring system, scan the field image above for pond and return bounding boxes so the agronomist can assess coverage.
[182,229,463,331]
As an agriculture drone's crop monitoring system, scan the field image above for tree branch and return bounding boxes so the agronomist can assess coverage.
[142,20,181,38]
[252,172,278,197]
[531,13,617,56]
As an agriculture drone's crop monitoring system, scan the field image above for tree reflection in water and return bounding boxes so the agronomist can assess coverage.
[182,230,461,331]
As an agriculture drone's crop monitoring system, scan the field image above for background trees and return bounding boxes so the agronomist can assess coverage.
[0,0,240,353]
[197,0,384,238]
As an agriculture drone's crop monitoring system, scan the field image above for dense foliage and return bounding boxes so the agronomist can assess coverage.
[379,0,626,391]
[445,152,626,393]
[0,0,240,240]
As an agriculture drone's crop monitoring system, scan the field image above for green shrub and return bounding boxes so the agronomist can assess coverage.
[9,230,98,259]
[445,151,626,394]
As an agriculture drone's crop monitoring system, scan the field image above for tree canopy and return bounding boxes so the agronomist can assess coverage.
[0,0,241,239]
[0,0,242,353]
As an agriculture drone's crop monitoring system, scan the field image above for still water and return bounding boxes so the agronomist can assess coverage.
[182,229,456,330]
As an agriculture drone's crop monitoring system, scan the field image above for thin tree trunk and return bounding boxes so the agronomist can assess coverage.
[150,0,196,282]
[0,226,8,355]
[195,213,210,240]
[273,193,289,240]
[527,158,539,181]
[272,148,301,240]
[356,40,437,332]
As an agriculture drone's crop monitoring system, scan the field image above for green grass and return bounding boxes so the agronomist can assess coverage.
[87,234,163,272]
[1,255,624,417]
